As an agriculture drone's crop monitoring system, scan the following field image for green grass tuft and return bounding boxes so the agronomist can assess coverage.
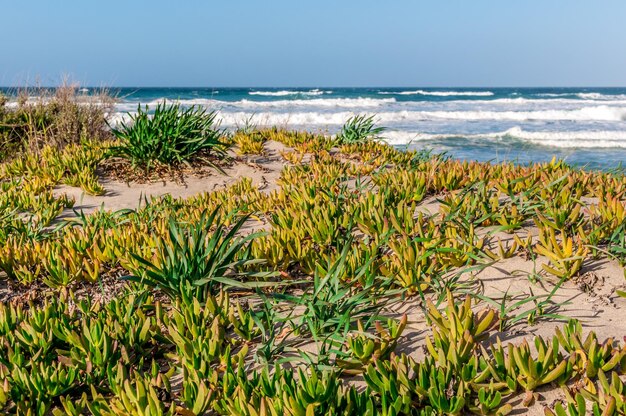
[335,114,385,145]
[108,101,229,170]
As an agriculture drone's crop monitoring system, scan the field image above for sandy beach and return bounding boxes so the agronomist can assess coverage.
[0,133,620,414]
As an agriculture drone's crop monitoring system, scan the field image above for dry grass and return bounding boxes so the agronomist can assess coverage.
[0,81,114,159]
[100,151,233,185]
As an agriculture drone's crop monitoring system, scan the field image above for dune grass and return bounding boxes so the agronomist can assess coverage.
[0,83,113,160]
[108,101,229,171]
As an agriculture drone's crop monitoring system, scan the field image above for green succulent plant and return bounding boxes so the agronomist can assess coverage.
[335,114,386,145]
[425,291,497,369]
[337,315,407,374]
[511,337,572,391]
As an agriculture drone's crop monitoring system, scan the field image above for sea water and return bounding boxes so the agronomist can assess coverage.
[44,87,626,170]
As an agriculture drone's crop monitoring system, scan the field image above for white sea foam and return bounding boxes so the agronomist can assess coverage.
[210,105,626,127]
[379,90,494,97]
[536,92,626,100]
[112,96,626,118]
[114,99,223,111]
[107,91,626,152]
[535,93,575,98]
[413,106,626,122]
[249,89,332,96]
[106,112,132,126]
[237,97,395,108]
[382,127,626,148]
[114,97,396,111]
[576,92,626,100]
[217,111,352,127]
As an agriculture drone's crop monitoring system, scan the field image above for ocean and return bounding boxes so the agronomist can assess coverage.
[36,87,626,170]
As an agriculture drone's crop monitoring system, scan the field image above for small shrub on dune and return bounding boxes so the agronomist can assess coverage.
[108,101,229,171]
[0,83,113,160]
[335,114,386,145]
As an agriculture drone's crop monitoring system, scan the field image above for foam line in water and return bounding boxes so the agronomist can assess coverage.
[211,106,626,124]
[378,90,494,96]
[114,97,397,112]
[415,106,626,121]
[382,127,626,148]
[249,89,332,96]
[112,96,626,116]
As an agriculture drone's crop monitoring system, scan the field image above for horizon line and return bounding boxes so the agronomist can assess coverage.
[2,85,626,90]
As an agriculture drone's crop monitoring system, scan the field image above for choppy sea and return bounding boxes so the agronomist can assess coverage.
[22,87,626,170]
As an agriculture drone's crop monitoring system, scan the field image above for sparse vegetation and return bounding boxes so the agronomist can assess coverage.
[1,115,626,414]
[0,83,113,160]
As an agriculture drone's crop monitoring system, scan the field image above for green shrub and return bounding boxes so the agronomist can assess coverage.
[108,101,229,170]
[123,209,267,303]
[335,114,385,145]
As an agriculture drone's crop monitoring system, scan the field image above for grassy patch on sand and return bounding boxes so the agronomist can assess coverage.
[1,103,626,414]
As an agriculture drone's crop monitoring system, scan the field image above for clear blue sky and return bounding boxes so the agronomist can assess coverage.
[2,0,625,87]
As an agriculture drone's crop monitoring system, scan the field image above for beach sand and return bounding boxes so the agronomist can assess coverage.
[34,139,626,414]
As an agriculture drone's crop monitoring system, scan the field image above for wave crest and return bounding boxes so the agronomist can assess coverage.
[383,127,626,148]
[379,90,494,97]
[249,89,332,97]
[210,105,626,126]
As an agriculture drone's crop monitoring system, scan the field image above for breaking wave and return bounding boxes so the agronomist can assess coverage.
[210,105,626,127]
[382,127,626,148]
[379,90,494,97]
[249,89,332,96]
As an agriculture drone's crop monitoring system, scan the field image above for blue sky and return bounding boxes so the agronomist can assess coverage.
[2,1,625,87]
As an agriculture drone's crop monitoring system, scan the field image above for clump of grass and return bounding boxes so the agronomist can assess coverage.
[335,114,385,145]
[0,82,113,160]
[108,101,229,171]
[123,208,271,303]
